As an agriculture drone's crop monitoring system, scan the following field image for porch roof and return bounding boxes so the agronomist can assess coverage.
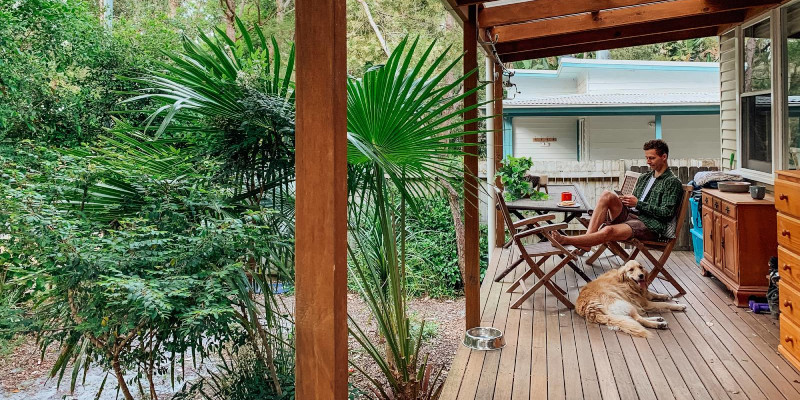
[441,0,787,63]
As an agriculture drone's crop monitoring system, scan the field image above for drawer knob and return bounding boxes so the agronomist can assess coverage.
[781,194,789,200]
[785,264,792,271]
[783,230,791,237]
[786,300,794,309]
[726,206,730,213]
[786,336,795,343]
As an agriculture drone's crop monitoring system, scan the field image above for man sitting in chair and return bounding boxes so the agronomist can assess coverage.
[553,139,683,251]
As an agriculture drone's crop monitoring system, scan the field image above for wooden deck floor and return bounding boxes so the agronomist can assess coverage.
[441,247,800,400]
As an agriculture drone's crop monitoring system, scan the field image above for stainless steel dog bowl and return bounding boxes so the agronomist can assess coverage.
[463,327,505,350]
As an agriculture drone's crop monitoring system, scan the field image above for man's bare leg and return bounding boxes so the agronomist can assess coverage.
[553,224,633,251]
[586,191,625,234]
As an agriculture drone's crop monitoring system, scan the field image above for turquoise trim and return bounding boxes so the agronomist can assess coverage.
[576,120,581,161]
[503,105,719,116]
[559,61,718,72]
[655,115,662,139]
[503,117,513,159]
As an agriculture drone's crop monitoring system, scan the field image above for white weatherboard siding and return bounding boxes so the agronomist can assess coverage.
[720,31,737,170]
[587,115,656,160]
[513,117,578,161]
[662,115,721,159]
[586,69,717,93]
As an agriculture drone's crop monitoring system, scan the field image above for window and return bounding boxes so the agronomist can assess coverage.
[785,3,800,168]
[742,19,772,173]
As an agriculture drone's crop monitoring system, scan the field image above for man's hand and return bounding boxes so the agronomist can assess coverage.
[620,195,638,208]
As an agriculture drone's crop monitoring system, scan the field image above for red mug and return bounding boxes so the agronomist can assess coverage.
[561,192,572,202]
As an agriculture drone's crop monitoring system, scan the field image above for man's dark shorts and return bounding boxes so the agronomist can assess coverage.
[608,206,658,241]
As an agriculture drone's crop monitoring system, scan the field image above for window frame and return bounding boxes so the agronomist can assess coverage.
[737,14,777,181]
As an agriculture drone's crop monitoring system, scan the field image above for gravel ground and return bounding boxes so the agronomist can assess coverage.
[0,294,465,399]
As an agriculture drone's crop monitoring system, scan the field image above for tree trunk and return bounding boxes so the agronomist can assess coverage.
[112,356,134,400]
[357,0,389,56]
[168,0,181,18]
[744,37,756,92]
[440,179,466,283]
[221,0,236,42]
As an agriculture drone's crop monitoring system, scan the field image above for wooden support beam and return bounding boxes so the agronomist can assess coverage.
[295,0,348,399]
[495,10,744,56]
[717,3,779,34]
[463,4,481,331]
[500,26,719,63]
[480,0,664,28]
[491,0,781,44]
[440,0,469,25]
[493,63,505,248]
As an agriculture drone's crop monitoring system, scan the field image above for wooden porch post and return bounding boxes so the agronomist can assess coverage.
[493,62,505,248]
[295,1,348,398]
[464,4,480,330]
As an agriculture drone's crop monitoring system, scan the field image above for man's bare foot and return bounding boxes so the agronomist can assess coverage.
[551,231,592,252]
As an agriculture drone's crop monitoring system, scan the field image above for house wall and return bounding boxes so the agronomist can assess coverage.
[514,76,578,99]
[511,114,720,161]
[587,115,656,160]
[585,68,718,94]
[513,116,578,160]
[662,115,721,159]
[720,30,738,171]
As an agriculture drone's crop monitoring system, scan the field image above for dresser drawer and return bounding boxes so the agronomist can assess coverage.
[720,200,737,219]
[778,213,800,254]
[781,315,800,362]
[702,193,714,209]
[779,246,800,289]
[776,178,800,217]
[781,281,800,321]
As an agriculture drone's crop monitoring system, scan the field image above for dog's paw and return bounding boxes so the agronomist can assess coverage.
[608,325,620,332]
[675,304,687,311]
[653,316,665,322]
[663,295,673,301]
[657,321,668,329]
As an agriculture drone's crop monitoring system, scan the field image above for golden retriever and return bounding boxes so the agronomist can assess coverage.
[576,260,686,337]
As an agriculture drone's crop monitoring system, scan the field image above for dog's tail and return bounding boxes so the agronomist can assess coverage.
[593,314,651,338]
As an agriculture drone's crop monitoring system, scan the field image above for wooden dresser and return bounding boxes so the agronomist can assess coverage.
[700,188,776,306]
[775,170,800,371]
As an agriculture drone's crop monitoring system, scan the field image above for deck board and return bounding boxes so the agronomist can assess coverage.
[440,247,800,399]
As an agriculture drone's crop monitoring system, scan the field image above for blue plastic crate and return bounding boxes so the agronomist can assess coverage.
[689,197,701,229]
[690,227,703,265]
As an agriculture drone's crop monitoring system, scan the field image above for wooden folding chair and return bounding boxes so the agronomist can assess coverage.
[584,170,641,263]
[495,188,583,309]
[588,185,693,297]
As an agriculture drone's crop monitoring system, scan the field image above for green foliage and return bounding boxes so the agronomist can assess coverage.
[404,194,488,298]
[496,156,545,201]
[345,37,487,399]
[174,343,296,400]
[0,134,293,399]
[0,0,152,145]
[126,19,296,205]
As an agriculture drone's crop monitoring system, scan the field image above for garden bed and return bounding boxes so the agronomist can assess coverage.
[0,294,465,399]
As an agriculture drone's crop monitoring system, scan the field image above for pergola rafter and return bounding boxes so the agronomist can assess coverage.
[443,0,787,64]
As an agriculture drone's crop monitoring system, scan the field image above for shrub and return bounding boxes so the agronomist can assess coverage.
[404,193,489,298]
[496,156,547,201]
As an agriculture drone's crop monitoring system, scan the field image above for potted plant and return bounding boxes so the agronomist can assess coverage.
[495,156,548,201]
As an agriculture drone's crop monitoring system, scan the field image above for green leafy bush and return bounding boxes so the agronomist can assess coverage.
[404,194,489,298]
[0,137,293,400]
[496,156,546,201]
[0,0,154,145]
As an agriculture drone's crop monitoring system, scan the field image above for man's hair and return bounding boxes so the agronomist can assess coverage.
[643,139,669,156]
